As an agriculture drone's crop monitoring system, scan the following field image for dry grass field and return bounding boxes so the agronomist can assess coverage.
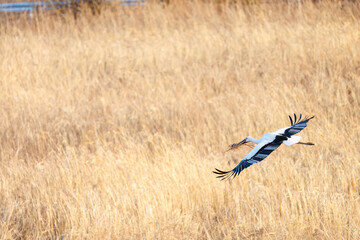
[1,1,360,239]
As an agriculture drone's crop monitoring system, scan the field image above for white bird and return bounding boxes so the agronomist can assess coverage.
[214,114,314,180]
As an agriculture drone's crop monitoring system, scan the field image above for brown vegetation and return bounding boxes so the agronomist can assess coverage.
[0,1,360,239]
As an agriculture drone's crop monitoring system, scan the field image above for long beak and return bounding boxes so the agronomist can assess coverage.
[226,138,247,152]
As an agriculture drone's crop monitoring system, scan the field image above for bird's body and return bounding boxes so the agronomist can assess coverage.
[214,114,314,180]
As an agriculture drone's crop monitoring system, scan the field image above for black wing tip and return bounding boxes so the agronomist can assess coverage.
[302,115,315,123]
[213,168,227,174]
[289,113,315,125]
[289,115,293,125]
[213,168,236,181]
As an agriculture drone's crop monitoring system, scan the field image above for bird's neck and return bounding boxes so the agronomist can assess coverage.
[247,136,260,144]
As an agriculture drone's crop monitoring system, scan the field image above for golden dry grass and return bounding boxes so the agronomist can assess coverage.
[1,1,360,239]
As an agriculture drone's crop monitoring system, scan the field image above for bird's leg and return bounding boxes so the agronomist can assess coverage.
[297,142,314,145]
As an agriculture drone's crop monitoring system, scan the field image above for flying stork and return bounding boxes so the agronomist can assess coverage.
[214,114,314,180]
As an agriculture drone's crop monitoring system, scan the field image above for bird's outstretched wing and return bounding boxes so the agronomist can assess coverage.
[281,114,314,137]
[213,135,286,180]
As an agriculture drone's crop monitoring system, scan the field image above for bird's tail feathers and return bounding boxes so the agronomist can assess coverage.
[283,135,301,146]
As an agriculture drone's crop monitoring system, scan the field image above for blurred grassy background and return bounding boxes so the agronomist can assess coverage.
[0,1,359,239]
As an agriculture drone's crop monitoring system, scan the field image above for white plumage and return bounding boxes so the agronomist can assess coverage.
[214,114,314,180]
[283,135,301,146]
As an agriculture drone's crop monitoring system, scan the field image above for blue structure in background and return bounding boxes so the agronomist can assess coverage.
[0,0,145,14]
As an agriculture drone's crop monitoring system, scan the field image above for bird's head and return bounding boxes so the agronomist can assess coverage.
[226,137,248,152]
